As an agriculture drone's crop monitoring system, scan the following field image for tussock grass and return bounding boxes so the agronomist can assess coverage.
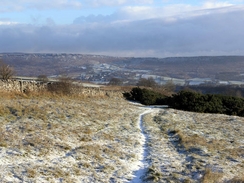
[202,168,223,183]
[226,176,244,183]
[145,165,163,182]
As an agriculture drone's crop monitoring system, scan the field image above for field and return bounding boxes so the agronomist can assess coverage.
[0,91,243,182]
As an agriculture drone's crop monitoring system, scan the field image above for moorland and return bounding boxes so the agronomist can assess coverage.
[0,83,243,182]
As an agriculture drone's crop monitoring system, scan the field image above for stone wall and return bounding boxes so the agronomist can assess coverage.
[0,80,46,92]
[0,80,123,98]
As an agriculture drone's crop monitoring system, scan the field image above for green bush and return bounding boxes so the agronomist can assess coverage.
[168,91,244,116]
[124,88,244,117]
[123,87,167,105]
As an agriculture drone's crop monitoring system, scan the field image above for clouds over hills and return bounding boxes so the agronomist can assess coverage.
[1,2,244,57]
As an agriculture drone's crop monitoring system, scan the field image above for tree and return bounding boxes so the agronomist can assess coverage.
[137,77,158,88]
[37,75,49,83]
[164,80,175,92]
[108,78,123,85]
[0,59,15,80]
[155,80,176,96]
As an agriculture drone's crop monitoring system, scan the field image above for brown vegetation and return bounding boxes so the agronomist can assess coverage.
[0,89,144,182]
[142,108,244,182]
[0,59,15,80]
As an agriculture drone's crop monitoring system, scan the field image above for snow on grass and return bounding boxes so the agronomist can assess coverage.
[142,108,244,182]
[0,95,146,182]
[0,93,243,183]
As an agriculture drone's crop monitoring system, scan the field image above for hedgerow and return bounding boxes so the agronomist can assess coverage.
[167,91,244,116]
[124,88,244,117]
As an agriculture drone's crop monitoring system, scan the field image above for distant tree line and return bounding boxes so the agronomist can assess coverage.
[124,88,244,117]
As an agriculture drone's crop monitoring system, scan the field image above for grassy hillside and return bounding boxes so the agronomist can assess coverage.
[0,91,144,182]
[0,90,243,182]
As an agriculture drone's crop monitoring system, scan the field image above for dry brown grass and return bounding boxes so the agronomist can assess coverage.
[227,176,244,183]
[141,108,244,182]
[0,89,144,182]
[172,130,230,155]
[202,168,223,183]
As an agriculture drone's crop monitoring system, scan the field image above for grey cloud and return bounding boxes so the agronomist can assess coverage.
[1,7,244,57]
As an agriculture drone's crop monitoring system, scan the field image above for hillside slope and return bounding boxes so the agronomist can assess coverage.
[0,92,243,182]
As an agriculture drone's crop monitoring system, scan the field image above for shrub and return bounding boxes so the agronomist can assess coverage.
[123,87,167,105]
[37,75,49,83]
[108,78,123,86]
[125,87,244,117]
[137,77,158,88]
[47,76,73,95]
[0,59,15,80]
[168,91,244,116]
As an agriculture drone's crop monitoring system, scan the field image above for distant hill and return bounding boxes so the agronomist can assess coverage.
[120,56,244,79]
[1,53,244,82]
[0,53,122,77]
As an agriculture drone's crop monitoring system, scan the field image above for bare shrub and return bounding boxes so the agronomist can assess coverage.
[37,75,49,83]
[108,78,123,86]
[0,59,15,80]
[137,77,158,88]
[47,76,73,95]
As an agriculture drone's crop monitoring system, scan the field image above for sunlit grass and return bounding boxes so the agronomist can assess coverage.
[142,108,244,182]
[0,90,144,182]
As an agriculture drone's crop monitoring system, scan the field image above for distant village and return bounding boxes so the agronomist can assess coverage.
[2,53,244,87]
[69,63,244,86]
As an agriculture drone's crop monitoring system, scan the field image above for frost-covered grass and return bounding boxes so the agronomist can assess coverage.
[0,91,145,182]
[1,91,244,182]
[142,108,244,183]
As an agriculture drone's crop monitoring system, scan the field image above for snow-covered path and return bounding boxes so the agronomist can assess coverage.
[130,108,154,183]
[129,105,168,183]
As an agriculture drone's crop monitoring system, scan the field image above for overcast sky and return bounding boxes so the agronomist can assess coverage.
[1,0,244,57]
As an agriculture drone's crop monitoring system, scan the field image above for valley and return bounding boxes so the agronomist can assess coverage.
[1,53,244,86]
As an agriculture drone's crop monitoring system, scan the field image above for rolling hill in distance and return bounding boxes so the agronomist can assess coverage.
[1,53,244,85]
